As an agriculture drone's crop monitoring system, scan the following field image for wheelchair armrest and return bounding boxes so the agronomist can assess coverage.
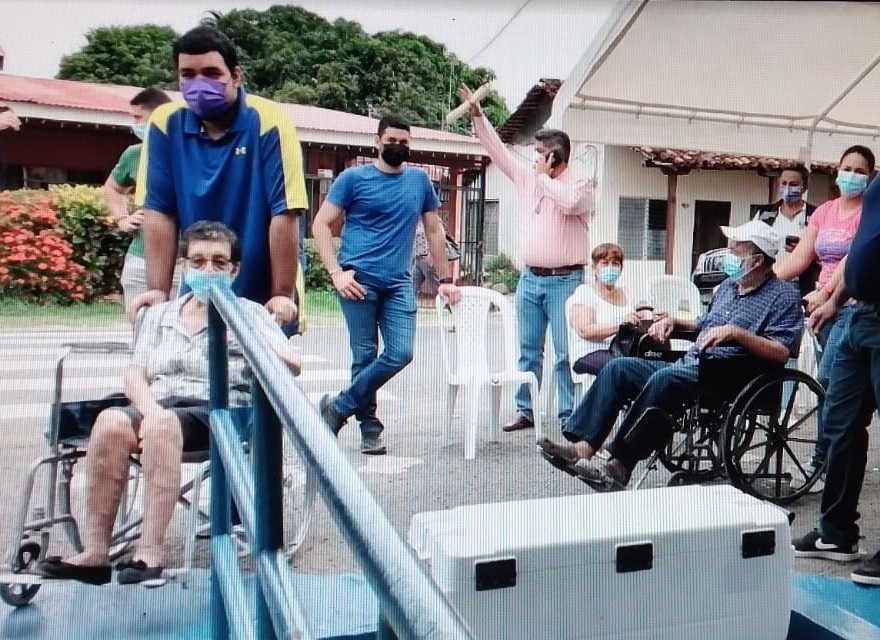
[669,329,699,342]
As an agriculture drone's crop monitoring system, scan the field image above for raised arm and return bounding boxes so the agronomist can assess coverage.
[459,83,529,184]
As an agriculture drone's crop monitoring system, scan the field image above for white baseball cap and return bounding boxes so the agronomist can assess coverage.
[720,220,780,258]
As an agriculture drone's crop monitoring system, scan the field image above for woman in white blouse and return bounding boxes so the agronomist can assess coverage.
[568,243,642,374]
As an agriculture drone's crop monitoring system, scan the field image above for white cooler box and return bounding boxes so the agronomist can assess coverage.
[407,485,792,640]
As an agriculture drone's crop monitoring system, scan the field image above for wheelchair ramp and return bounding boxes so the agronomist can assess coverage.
[0,569,379,639]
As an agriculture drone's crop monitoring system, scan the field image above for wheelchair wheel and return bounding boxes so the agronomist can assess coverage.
[0,542,42,607]
[722,370,824,505]
[657,407,722,481]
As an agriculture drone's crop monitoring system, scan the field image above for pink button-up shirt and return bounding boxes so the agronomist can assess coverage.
[473,115,592,268]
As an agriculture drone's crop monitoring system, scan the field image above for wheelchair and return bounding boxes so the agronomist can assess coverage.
[0,339,316,607]
[626,330,825,506]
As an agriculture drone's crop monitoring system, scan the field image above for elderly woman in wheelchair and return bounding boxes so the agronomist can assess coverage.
[37,221,301,586]
[539,220,818,498]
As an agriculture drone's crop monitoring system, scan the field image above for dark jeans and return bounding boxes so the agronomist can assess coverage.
[819,303,880,546]
[811,304,857,466]
[564,357,700,467]
[335,280,416,435]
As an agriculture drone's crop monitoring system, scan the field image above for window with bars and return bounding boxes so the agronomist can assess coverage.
[618,197,668,260]
[482,200,500,257]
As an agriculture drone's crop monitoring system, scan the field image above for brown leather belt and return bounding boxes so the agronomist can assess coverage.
[528,264,585,277]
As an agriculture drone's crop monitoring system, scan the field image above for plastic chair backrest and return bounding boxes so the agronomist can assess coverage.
[646,275,704,321]
[436,287,514,379]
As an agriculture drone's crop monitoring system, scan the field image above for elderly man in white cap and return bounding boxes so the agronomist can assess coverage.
[538,220,804,491]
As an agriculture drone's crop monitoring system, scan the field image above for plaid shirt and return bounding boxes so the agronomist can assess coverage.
[131,294,289,406]
[682,276,803,366]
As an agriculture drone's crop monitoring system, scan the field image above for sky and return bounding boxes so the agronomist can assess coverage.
[0,0,614,108]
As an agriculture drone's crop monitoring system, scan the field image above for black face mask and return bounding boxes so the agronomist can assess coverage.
[381,143,410,167]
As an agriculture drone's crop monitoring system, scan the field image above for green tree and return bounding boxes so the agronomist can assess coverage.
[57,25,177,88]
[207,6,508,128]
[55,7,509,128]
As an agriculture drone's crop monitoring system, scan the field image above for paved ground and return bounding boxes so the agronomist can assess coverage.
[0,310,877,609]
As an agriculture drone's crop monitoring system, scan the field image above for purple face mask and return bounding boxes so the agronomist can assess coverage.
[180,77,230,121]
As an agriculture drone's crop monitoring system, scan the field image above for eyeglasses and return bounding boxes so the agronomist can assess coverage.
[185,256,233,271]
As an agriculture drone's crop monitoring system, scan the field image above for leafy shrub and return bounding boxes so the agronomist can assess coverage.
[303,238,336,292]
[0,191,90,303]
[483,253,520,292]
[51,184,129,296]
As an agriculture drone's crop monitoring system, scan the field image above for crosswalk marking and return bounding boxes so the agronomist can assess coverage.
[0,327,392,426]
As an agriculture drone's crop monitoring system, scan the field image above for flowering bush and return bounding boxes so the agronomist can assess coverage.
[0,187,131,304]
[0,191,90,303]
[51,184,129,296]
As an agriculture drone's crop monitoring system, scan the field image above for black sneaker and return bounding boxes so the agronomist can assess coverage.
[851,551,880,586]
[319,394,346,436]
[793,530,860,561]
[361,432,386,455]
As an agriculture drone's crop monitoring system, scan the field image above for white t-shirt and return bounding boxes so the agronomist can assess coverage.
[567,283,632,361]
[753,206,807,262]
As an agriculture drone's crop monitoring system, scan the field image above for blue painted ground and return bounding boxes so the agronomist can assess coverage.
[0,570,378,639]
[0,571,877,639]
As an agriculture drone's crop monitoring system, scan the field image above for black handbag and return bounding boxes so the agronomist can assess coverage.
[609,323,671,360]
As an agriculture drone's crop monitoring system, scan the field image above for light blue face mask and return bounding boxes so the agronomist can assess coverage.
[184,269,233,302]
[131,123,148,140]
[596,266,622,286]
[721,252,761,281]
[836,171,868,197]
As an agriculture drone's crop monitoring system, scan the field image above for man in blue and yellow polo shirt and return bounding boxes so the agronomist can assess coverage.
[133,25,307,329]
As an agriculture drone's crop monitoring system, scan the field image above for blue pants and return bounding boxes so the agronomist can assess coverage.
[334,281,416,436]
[564,357,700,466]
[514,267,583,422]
[818,303,880,546]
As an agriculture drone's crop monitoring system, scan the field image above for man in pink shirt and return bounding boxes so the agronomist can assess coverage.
[459,84,593,432]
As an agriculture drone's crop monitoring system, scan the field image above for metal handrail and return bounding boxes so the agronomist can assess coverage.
[206,285,474,640]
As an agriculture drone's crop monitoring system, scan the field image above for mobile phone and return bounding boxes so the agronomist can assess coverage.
[548,151,562,168]
[785,235,800,245]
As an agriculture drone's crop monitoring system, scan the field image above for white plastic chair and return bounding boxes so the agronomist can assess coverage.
[436,287,542,459]
[643,275,704,352]
[645,275,704,321]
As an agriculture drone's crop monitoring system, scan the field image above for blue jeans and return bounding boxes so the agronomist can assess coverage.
[811,303,857,465]
[514,268,583,422]
[818,303,880,546]
[334,281,416,436]
[564,357,700,466]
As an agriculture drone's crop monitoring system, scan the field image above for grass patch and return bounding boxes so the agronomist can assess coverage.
[0,290,345,329]
[0,297,125,326]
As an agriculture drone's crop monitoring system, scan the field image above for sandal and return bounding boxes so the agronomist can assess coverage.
[116,559,163,585]
[537,436,583,475]
[569,458,627,492]
[38,556,111,585]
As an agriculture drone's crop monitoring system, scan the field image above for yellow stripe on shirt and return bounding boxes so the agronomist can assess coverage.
[248,94,308,211]
[133,101,187,208]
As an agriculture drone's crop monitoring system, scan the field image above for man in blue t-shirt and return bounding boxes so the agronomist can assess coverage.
[312,114,461,455]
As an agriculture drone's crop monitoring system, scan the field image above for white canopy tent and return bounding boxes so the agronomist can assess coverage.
[548,0,880,165]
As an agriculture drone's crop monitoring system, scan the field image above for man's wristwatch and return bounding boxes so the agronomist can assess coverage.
[438,277,454,284]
